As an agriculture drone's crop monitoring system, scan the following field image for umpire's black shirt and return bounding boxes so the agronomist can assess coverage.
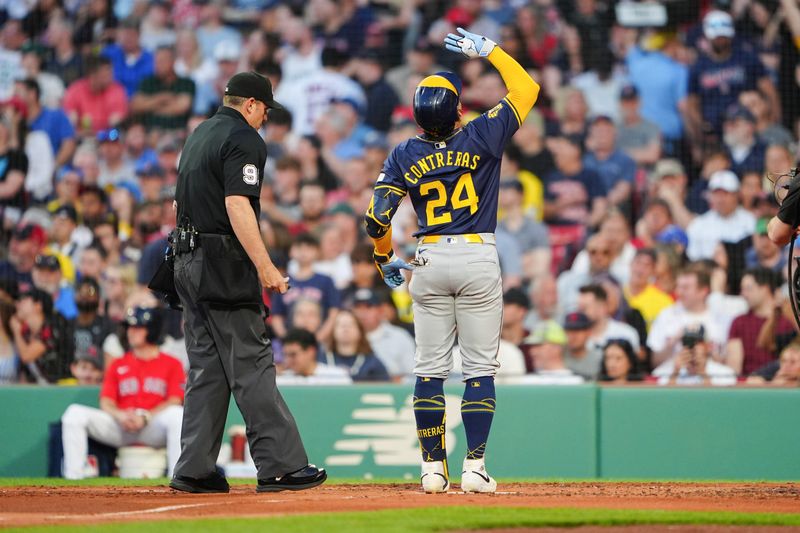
[176,106,266,234]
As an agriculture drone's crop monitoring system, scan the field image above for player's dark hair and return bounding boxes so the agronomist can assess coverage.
[743,267,781,292]
[283,328,318,351]
[579,283,608,302]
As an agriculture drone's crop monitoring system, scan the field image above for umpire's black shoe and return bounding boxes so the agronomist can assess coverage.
[257,464,327,493]
[170,472,230,493]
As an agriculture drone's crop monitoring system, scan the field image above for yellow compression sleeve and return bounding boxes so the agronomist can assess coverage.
[795,36,800,51]
[487,47,540,123]
[372,225,394,257]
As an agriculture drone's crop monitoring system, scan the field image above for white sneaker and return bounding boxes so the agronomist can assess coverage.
[460,458,497,493]
[420,460,449,493]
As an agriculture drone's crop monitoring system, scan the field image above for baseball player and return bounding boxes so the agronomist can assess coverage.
[60,307,185,479]
[364,28,539,493]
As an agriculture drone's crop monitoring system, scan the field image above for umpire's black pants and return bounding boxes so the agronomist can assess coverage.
[172,247,308,479]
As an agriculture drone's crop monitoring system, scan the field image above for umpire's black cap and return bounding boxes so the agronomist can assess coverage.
[225,71,284,110]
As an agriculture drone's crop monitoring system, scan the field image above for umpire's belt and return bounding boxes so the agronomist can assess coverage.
[418,233,495,245]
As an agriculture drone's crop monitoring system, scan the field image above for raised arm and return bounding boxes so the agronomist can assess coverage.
[445,28,540,122]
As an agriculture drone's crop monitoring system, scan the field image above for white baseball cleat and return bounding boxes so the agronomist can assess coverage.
[420,460,449,493]
[460,458,497,493]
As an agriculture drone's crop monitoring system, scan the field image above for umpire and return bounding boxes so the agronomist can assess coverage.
[169,72,326,493]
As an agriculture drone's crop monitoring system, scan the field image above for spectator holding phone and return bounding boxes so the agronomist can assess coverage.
[652,325,736,386]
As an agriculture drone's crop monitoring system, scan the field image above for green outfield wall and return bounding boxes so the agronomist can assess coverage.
[1,385,798,480]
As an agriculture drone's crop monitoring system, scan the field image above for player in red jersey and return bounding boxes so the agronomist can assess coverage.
[61,307,185,479]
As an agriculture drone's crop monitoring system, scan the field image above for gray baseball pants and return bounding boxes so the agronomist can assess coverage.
[408,233,502,380]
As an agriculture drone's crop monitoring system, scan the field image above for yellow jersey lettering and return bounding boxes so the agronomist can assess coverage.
[425,154,436,169]
[411,165,422,178]
[454,152,463,167]
[417,158,430,174]
[471,154,480,170]
[404,172,418,185]
[435,152,445,167]
[446,150,453,166]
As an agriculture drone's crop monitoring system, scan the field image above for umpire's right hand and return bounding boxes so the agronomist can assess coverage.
[260,264,290,294]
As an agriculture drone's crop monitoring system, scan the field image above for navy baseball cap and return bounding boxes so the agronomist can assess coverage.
[563,312,593,331]
[225,71,283,110]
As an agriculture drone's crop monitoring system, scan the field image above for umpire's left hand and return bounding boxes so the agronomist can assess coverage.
[260,264,290,294]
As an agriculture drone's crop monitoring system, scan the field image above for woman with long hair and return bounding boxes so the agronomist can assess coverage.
[323,309,389,382]
[599,338,643,384]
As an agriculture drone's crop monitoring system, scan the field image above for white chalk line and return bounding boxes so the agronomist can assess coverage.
[48,502,213,520]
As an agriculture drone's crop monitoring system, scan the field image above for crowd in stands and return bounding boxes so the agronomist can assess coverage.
[2,0,800,388]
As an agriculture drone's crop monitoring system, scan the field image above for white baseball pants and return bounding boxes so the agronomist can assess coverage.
[61,404,183,479]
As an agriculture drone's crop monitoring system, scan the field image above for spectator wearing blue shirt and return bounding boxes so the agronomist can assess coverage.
[625,35,688,155]
[685,11,779,161]
[16,78,76,168]
[543,134,608,228]
[101,18,154,98]
[271,233,341,343]
[583,116,636,211]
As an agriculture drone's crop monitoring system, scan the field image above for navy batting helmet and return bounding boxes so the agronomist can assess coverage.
[125,306,163,345]
[413,71,462,139]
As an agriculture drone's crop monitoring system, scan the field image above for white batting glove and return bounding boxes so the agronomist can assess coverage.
[444,27,496,59]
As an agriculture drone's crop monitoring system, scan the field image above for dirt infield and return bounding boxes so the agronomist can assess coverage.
[1,482,799,527]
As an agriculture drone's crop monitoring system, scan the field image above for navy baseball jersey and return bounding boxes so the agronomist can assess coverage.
[378,99,521,236]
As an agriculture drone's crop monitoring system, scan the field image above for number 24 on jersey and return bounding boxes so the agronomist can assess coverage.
[419,172,479,226]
